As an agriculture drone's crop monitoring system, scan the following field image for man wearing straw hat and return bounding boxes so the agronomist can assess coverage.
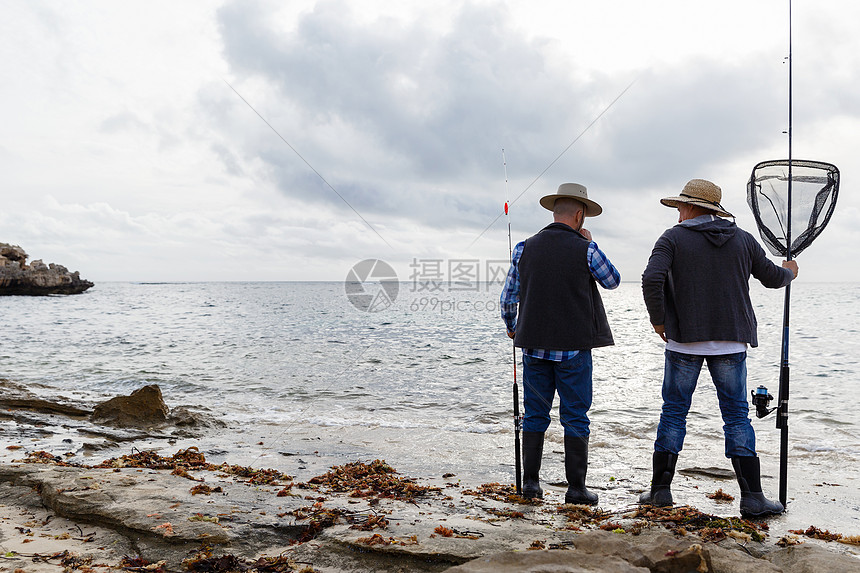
[501,183,620,505]
[640,178,798,518]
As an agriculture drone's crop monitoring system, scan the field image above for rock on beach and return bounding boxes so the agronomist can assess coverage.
[90,385,170,427]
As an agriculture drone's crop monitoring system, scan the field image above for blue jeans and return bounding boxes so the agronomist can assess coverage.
[522,352,592,438]
[655,350,756,458]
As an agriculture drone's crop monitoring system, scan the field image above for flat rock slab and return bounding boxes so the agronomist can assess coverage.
[445,529,796,573]
[0,463,299,566]
[444,549,649,573]
[766,544,860,573]
[678,467,736,480]
[1,462,858,573]
[0,479,137,572]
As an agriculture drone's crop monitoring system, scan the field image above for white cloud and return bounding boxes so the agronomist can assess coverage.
[0,0,857,281]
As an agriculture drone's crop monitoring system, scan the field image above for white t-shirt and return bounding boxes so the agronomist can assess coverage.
[666,339,747,355]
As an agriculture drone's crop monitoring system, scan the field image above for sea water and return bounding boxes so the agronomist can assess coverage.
[1,281,858,538]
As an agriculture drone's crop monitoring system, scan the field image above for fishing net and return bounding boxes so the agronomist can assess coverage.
[747,159,840,257]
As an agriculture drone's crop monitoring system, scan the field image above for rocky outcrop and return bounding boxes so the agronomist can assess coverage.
[0,242,93,295]
[0,378,91,418]
[0,379,224,449]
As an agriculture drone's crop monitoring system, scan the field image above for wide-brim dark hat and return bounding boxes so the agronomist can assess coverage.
[660,179,733,217]
[539,183,602,217]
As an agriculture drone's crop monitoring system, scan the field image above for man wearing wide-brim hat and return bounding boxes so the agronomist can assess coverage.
[640,178,798,518]
[501,183,621,505]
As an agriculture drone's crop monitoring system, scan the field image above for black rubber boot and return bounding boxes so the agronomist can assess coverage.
[521,431,544,499]
[563,435,598,505]
[639,451,678,507]
[732,456,784,518]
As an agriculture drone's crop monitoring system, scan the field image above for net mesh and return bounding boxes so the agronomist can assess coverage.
[747,159,840,258]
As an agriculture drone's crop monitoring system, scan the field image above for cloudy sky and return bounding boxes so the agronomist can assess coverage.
[2,0,858,282]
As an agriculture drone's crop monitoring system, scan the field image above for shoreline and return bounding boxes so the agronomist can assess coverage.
[2,379,859,571]
[1,448,859,573]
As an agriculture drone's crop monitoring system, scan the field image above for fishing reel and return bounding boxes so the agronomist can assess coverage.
[751,385,776,419]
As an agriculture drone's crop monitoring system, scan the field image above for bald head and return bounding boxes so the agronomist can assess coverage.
[553,197,584,217]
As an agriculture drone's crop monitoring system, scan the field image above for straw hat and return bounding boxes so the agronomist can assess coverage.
[539,183,603,217]
[660,179,733,218]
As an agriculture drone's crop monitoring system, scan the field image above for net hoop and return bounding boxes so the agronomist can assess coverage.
[746,159,840,258]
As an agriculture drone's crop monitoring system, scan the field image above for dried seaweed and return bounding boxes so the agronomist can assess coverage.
[183,549,316,573]
[15,450,73,466]
[598,522,626,533]
[354,533,418,546]
[461,482,541,505]
[186,554,248,572]
[96,447,293,485]
[631,505,767,542]
[299,460,438,501]
[706,488,734,502]
[18,446,294,487]
[484,507,525,520]
[119,555,167,573]
[789,525,844,543]
[557,504,611,529]
[348,514,389,531]
[191,484,223,495]
[282,503,348,543]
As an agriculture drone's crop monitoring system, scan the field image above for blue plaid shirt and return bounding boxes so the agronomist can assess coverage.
[501,239,620,361]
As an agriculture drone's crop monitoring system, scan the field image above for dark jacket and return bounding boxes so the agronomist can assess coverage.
[514,223,614,351]
[641,215,793,347]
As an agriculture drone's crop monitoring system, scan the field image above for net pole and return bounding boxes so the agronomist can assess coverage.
[777,284,790,508]
[776,0,793,509]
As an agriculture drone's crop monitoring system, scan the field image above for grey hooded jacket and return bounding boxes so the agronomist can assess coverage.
[641,215,793,347]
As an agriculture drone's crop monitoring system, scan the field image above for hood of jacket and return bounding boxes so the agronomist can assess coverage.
[678,214,737,247]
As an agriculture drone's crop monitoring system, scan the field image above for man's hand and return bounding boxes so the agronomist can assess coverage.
[653,324,668,342]
[782,260,799,279]
[579,227,593,241]
[507,330,515,340]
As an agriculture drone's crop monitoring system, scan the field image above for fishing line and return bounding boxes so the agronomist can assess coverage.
[467,78,636,250]
[222,78,392,249]
[222,77,397,467]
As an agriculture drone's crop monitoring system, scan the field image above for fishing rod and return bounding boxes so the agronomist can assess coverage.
[748,0,841,509]
[776,0,794,509]
[503,148,522,496]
